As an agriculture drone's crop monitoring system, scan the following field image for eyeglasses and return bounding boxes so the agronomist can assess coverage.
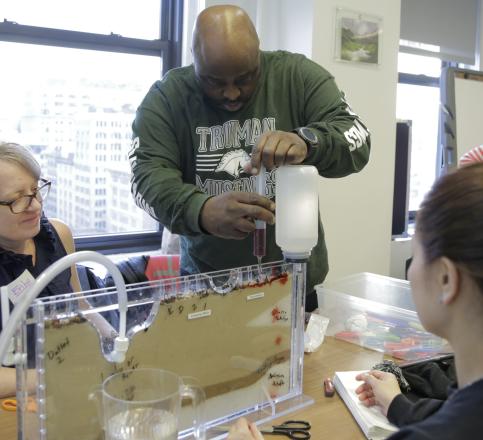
[0,178,51,214]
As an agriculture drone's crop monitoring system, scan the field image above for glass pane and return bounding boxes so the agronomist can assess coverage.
[398,52,442,77]
[1,0,161,40]
[0,42,161,236]
[396,83,440,211]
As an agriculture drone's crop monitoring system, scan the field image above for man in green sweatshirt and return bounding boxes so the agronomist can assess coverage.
[130,5,370,311]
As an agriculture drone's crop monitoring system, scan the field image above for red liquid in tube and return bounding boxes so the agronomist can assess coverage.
[253,227,266,258]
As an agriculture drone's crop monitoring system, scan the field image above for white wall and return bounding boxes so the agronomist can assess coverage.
[256,0,314,57]
[310,1,401,281]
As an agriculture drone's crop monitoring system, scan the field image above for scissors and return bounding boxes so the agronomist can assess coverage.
[258,420,311,439]
[1,399,17,412]
[1,397,37,412]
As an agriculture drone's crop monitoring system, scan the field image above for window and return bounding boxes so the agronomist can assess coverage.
[1,0,162,39]
[0,0,183,252]
[396,52,441,214]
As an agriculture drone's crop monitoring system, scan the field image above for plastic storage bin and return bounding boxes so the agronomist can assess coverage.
[315,273,452,361]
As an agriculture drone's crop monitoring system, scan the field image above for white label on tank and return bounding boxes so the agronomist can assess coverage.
[188,309,212,320]
[246,292,265,301]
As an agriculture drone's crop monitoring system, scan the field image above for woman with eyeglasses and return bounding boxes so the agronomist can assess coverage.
[0,141,81,397]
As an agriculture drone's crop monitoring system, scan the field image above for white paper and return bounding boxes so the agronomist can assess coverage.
[334,370,398,440]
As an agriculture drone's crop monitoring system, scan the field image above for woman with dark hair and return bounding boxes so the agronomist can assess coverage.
[227,163,483,439]
[354,162,483,439]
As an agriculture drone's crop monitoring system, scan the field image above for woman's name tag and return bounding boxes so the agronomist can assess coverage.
[6,270,36,305]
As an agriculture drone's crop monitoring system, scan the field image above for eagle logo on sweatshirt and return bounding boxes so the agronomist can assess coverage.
[215,149,250,178]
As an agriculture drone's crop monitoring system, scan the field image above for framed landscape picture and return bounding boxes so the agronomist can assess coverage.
[335,8,382,65]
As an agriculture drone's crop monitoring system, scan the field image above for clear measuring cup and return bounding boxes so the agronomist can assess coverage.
[98,368,205,440]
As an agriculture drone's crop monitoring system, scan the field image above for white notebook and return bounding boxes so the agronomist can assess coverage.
[333,371,398,440]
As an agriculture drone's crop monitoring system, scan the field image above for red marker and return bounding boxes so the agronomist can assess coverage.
[324,377,335,397]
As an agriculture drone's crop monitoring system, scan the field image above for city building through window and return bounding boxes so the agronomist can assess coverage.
[0,0,183,252]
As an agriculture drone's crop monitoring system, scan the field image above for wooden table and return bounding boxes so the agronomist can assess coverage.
[291,337,385,440]
[0,337,385,439]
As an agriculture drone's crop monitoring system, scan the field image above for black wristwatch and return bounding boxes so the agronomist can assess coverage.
[292,127,318,154]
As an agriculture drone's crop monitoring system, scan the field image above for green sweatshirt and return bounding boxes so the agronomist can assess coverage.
[130,50,370,294]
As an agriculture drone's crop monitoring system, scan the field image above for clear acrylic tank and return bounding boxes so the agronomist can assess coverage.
[15,260,312,439]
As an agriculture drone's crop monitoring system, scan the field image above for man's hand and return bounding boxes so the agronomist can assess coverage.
[244,130,307,174]
[355,370,402,416]
[200,192,275,239]
[227,418,264,440]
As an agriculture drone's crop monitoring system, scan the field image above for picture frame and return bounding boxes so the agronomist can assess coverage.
[334,8,382,66]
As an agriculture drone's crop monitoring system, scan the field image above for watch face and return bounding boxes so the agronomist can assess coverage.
[300,127,317,144]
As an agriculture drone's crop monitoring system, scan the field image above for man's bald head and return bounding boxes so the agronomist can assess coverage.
[192,5,261,112]
[192,5,260,69]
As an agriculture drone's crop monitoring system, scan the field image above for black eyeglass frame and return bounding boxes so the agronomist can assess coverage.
[0,178,52,214]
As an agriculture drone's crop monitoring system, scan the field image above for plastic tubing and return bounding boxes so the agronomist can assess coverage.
[0,251,129,364]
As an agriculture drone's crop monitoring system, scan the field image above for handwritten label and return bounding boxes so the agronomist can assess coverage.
[7,270,35,305]
[271,307,289,323]
[269,372,286,387]
[124,385,136,401]
[167,301,207,316]
[46,337,70,365]
[188,310,212,320]
[99,356,140,383]
[118,356,140,379]
[246,292,264,301]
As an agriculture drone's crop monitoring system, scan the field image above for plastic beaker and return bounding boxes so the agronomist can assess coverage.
[99,368,205,440]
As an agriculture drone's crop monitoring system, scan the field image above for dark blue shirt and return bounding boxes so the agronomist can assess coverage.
[0,215,72,366]
[388,378,483,439]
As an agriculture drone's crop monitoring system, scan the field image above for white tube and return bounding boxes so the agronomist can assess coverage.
[0,286,15,366]
[1,286,9,331]
[256,164,266,197]
[0,251,129,364]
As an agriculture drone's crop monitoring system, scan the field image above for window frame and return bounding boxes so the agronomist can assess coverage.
[0,0,184,253]
[397,59,459,226]
[397,66,441,225]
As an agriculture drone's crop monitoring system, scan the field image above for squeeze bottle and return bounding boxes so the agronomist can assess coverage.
[275,165,318,260]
